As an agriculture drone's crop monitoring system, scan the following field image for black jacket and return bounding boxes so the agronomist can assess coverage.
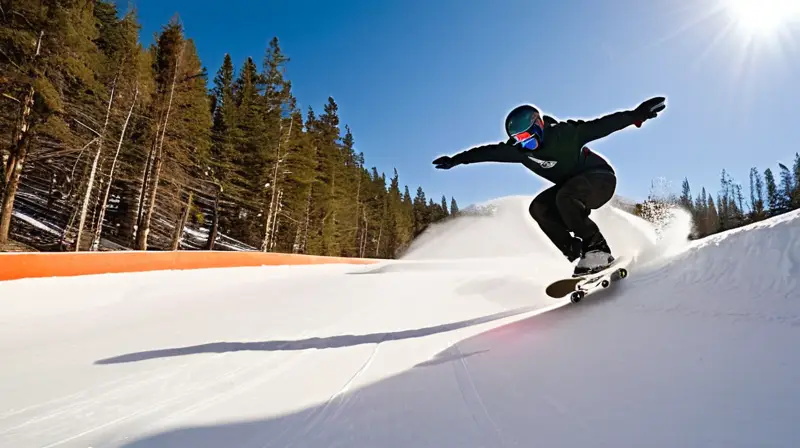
[450,110,639,185]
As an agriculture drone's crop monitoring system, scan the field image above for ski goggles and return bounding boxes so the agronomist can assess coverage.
[507,111,544,150]
[511,129,541,150]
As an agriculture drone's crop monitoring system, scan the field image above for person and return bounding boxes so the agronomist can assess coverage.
[432,96,666,277]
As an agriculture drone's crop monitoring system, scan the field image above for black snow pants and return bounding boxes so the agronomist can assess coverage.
[528,169,617,259]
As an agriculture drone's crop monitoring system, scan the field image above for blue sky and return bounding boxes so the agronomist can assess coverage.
[123,0,800,207]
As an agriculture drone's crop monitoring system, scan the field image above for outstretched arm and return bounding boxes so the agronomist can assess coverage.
[452,140,525,165]
[570,111,638,145]
[572,96,667,145]
[433,140,525,169]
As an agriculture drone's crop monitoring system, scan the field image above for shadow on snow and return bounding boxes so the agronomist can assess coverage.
[114,286,629,448]
[94,306,547,365]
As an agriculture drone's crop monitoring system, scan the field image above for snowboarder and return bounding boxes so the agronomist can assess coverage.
[432,96,666,276]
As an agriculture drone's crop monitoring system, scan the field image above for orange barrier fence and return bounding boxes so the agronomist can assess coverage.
[0,251,380,282]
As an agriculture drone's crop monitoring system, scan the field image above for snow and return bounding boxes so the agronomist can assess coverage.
[9,199,255,252]
[1,196,799,447]
[12,210,63,237]
[181,225,255,252]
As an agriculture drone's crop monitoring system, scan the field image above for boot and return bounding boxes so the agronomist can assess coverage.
[560,237,583,262]
[573,238,614,277]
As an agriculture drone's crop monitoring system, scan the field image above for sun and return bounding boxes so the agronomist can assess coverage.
[724,0,800,36]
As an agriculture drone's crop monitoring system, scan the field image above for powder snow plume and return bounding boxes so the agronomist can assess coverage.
[397,194,693,280]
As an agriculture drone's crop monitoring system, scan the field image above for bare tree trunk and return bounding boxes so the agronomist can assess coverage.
[75,81,116,251]
[330,165,337,247]
[1,153,8,184]
[375,217,383,258]
[205,183,221,250]
[299,184,313,254]
[359,207,369,258]
[135,151,164,250]
[87,158,105,243]
[0,31,43,243]
[58,138,97,248]
[133,122,159,243]
[170,190,192,250]
[93,85,138,250]
[3,154,13,189]
[135,43,184,250]
[292,224,302,254]
[261,118,292,251]
[268,188,283,251]
[353,168,362,250]
[260,166,279,251]
[0,134,29,244]
[0,83,35,244]
[46,171,53,206]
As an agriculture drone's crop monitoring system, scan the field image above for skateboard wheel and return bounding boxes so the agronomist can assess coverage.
[570,291,584,303]
[619,269,627,278]
[601,279,610,288]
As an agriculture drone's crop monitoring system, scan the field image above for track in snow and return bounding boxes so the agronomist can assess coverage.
[1,196,799,447]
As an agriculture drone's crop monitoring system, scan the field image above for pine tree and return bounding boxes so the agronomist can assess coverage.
[0,0,99,243]
[707,196,719,233]
[400,185,414,242]
[694,187,709,237]
[62,1,118,250]
[382,169,403,257]
[134,17,183,249]
[412,186,428,237]
[104,42,156,245]
[167,38,212,249]
[793,153,800,209]
[209,54,240,194]
[450,197,460,215]
[679,177,693,212]
[90,6,148,251]
[206,53,238,249]
[755,168,765,211]
[717,170,733,231]
[749,167,765,220]
[132,17,212,250]
[279,108,317,254]
[764,168,780,214]
[304,98,344,256]
[259,37,294,252]
[366,169,388,257]
[734,183,745,225]
[323,125,362,256]
[426,197,446,223]
[216,55,268,246]
[778,163,794,213]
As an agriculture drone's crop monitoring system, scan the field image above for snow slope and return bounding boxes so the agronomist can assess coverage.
[1,196,799,447]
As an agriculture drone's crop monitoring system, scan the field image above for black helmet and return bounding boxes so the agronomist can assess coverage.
[505,104,544,150]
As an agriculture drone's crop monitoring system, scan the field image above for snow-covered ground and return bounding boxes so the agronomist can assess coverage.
[1,196,798,447]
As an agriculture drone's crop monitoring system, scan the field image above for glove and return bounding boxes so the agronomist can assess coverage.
[632,96,666,127]
[432,155,457,170]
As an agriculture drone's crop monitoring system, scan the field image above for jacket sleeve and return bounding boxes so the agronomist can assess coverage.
[569,110,638,145]
[451,141,525,165]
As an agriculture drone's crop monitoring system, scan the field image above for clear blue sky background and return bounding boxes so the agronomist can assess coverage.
[122,0,799,208]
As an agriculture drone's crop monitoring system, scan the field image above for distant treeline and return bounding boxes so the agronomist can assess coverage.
[634,153,800,239]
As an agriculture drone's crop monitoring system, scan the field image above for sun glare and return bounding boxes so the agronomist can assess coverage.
[643,0,800,97]
[725,0,800,35]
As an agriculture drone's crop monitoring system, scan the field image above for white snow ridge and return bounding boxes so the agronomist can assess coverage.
[1,197,798,448]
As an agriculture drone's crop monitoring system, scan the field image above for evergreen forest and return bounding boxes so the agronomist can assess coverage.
[0,2,458,256]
